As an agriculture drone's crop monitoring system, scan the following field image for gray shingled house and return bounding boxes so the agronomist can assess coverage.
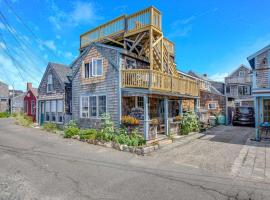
[37,62,72,126]
[0,81,9,112]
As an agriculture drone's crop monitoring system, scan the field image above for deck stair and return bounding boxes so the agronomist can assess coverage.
[147,134,172,147]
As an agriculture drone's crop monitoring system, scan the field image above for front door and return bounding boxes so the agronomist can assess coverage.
[263,99,270,123]
[40,101,45,125]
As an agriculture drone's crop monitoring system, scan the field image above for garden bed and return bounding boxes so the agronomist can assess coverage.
[71,135,159,155]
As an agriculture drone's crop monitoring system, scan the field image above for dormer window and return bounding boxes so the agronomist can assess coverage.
[92,58,103,76]
[239,71,245,77]
[47,74,53,92]
[84,58,103,78]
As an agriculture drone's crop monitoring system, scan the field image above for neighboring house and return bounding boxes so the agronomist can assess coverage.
[188,71,226,124]
[247,44,270,136]
[225,65,253,106]
[10,92,25,113]
[8,89,23,113]
[24,83,37,122]
[0,81,9,112]
[37,62,72,126]
[70,6,200,141]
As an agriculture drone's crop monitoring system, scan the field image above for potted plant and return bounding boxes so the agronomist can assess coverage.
[121,115,140,134]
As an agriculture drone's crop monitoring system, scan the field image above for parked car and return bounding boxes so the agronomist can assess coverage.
[232,106,255,126]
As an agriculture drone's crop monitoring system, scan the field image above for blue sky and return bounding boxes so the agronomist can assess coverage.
[0,0,269,90]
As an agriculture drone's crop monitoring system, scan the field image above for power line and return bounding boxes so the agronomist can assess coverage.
[0,31,40,82]
[3,0,59,59]
[0,10,45,74]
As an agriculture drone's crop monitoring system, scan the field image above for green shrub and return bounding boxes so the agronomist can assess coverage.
[112,129,145,146]
[79,129,97,140]
[64,120,79,138]
[180,111,199,135]
[15,113,33,127]
[96,131,115,142]
[43,122,58,133]
[0,112,10,118]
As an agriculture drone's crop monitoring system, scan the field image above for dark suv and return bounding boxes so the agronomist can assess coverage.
[232,106,255,127]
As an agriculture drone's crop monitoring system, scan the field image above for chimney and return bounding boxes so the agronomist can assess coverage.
[27,82,32,91]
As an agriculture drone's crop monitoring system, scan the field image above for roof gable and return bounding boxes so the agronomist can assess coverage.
[70,43,122,80]
[247,44,270,61]
[227,64,251,77]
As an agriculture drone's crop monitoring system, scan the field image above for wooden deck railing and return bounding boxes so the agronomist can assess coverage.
[80,7,162,48]
[122,69,199,96]
[80,16,126,48]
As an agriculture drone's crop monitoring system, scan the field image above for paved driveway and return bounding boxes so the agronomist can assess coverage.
[153,126,254,176]
[1,118,270,200]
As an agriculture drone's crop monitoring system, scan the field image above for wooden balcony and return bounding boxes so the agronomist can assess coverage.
[225,76,252,84]
[122,69,199,97]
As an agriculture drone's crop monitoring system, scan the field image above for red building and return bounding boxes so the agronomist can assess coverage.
[24,83,38,122]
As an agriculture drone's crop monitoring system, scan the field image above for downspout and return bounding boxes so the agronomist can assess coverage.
[117,52,122,128]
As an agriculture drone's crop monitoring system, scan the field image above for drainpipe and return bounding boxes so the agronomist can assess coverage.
[143,95,149,140]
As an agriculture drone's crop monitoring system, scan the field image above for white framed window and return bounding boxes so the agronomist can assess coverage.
[51,100,56,122]
[208,102,217,110]
[31,100,35,114]
[98,96,106,117]
[89,96,97,117]
[92,58,103,77]
[239,71,245,77]
[47,74,53,92]
[80,95,107,118]
[135,96,144,108]
[57,100,63,123]
[81,96,89,118]
[45,101,51,121]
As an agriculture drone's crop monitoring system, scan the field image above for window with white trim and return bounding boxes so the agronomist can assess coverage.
[208,102,217,109]
[47,74,53,92]
[239,71,245,77]
[57,100,63,123]
[92,58,103,76]
[80,95,107,118]
[45,101,50,121]
[98,96,106,117]
[51,100,56,122]
[89,96,97,117]
[81,96,89,118]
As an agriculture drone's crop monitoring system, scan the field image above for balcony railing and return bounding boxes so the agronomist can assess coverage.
[225,76,252,84]
[122,69,199,96]
[80,7,162,49]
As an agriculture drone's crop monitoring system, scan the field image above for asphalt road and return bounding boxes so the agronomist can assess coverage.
[0,118,270,200]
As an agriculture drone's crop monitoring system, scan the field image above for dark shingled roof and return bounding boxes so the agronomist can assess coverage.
[49,62,71,83]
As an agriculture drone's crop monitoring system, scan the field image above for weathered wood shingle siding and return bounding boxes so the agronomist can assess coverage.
[38,67,65,99]
[72,45,120,128]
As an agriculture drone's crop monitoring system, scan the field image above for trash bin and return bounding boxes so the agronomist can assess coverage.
[209,116,216,126]
[217,114,225,125]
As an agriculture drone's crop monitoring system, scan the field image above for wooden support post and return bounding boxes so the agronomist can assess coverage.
[194,98,199,113]
[144,96,149,140]
[178,99,183,116]
[164,97,169,136]
[149,28,153,70]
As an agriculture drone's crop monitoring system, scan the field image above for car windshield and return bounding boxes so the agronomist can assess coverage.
[236,107,253,114]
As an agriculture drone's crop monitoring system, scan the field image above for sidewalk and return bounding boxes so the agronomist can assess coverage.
[231,138,270,182]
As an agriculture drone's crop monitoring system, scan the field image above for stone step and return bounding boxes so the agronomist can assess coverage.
[158,138,173,147]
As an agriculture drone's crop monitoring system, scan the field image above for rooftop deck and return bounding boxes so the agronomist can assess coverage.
[80,7,174,53]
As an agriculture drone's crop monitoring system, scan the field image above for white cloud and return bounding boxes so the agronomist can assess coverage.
[64,51,73,58]
[209,72,228,82]
[168,8,218,39]
[0,22,5,30]
[0,42,6,49]
[48,0,101,30]
[43,40,56,51]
